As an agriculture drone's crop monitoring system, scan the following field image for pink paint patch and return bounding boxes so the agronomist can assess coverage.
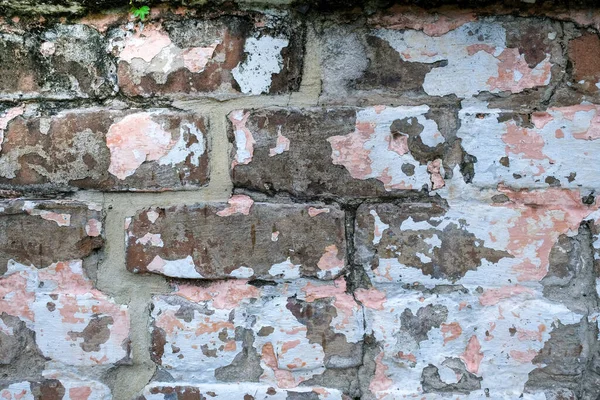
[317,245,345,272]
[370,5,476,36]
[510,349,538,363]
[0,104,25,152]
[487,49,552,93]
[460,335,483,374]
[38,211,70,227]
[85,219,102,237]
[175,280,260,309]
[502,122,548,161]
[262,342,297,388]
[387,133,409,156]
[427,158,445,190]
[479,284,535,306]
[230,110,256,166]
[466,43,496,56]
[441,322,462,345]
[182,45,218,73]
[106,113,173,180]
[216,195,254,217]
[327,121,374,179]
[355,287,386,310]
[498,187,599,281]
[69,386,92,400]
[308,207,330,217]
[369,352,393,393]
[119,26,172,63]
[269,130,291,156]
[532,112,553,129]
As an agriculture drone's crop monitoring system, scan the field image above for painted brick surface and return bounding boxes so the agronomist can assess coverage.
[320,15,563,105]
[112,13,304,99]
[0,200,129,398]
[228,106,461,197]
[126,197,345,279]
[0,107,209,192]
[0,24,117,100]
[2,3,600,400]
[149,279,363,395]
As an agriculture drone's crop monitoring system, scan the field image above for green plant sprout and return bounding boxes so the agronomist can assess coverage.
[129,1,150,21]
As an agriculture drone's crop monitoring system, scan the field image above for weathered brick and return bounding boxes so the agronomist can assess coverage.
[111,13,303,99]
[458,103,600,191]
[228,106,463,198]
[320,16,563,104]
[568,32,600,96]
[0,24,116,100]
[355,189,599,287]
[357,284,583,399]
[1,377,112,400]
[0,200,130,376]
[138,384,345,400]
[0,107,209,192]
[0,199,103,275]
[126,196,345,280]
[149,278,363,395]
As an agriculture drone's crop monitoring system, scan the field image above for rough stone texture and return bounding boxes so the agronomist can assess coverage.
[319,15,564,106]
[148,278,363,395]
[137,384,345,400]
[126,197,346,279]
[0,199,104,275]
[0,107,209,192]
[0,24,117,100]
[0,200,129,398]
[111,12,304,99]
[228,106,462,198]
[2,3,600,400]
[458,103,600,191]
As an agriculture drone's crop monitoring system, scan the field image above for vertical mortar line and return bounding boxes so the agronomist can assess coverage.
[289,20,322,107]
[205,104,235,201]
[95,193,169,400]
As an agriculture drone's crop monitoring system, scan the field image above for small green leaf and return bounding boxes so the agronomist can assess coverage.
[130,5,150,21]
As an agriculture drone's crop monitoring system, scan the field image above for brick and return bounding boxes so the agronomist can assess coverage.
[357,284,583,398]
[0,107,209,192]
[228,106,463,198]
[149,278,363,395]
[1,377,111,399]
[111,13,303,99]
[320,16,563,104]
[568,32,600,96]
[0,24,116,100]
[138,384,345,400]
[458,103,600,191]
[126,197,346,280]
[0,199,103,275]
[354,189,599,287]
[0,200,131,373]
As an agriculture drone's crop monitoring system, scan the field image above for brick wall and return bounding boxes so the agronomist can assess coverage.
[1,1,600,399]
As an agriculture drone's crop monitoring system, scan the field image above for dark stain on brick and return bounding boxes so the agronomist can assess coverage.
[127,203,345,280]
[421,358,482,394]
[401,304,448,343]
[214,327,263,382]
[0,200,103,275]
[68,315,114,352]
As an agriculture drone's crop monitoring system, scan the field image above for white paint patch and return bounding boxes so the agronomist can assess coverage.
[269,127,291,156]
[229,266,255,278]
[269,258,301,279]
[146,209,160,224]
[232,36,289,95]
[375,21,552,98]
[370,210,390,245]
[136,233,164,247]
[158,123,206,167]
[147,255,203,278]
